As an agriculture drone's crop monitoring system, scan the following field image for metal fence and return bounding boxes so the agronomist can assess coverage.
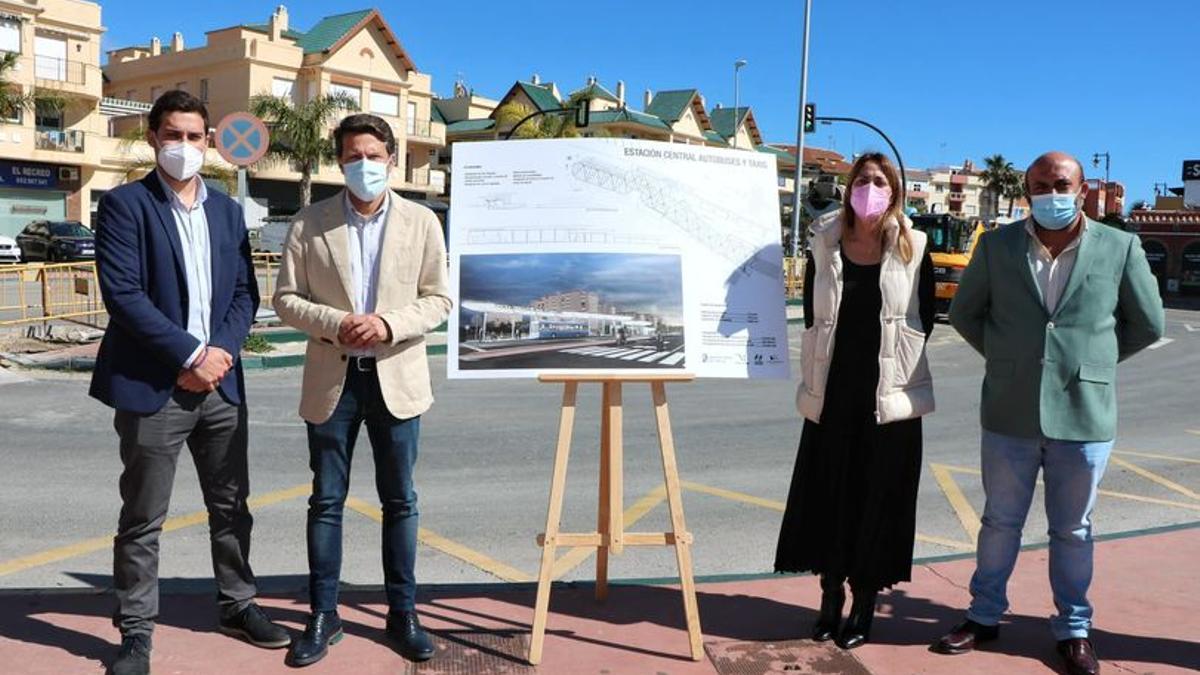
[0,254,282,329]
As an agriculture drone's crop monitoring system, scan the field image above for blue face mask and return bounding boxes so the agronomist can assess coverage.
[1030,192,1079,230]
[342,158,390,201]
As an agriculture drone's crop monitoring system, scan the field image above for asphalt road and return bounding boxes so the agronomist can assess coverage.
[1,309,1198,595]
[459,336,687,370]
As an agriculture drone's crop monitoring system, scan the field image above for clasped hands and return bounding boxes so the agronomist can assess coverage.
[176,346,234,393]
[338,313,390,349]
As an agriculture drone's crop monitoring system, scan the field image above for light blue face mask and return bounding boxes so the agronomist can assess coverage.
[1030,191,1079,230]
[342,158,390,201]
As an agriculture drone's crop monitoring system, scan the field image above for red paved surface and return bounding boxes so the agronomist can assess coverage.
[1,525,1197,674]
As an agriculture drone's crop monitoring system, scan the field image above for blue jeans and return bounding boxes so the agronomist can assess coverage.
[305,365,421,614]
[966,430,1112,640]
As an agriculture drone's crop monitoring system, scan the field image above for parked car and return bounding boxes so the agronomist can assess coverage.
[0,234,21,263]
[16,220,95,262]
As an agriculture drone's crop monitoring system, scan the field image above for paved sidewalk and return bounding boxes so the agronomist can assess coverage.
[1,524,1196,674]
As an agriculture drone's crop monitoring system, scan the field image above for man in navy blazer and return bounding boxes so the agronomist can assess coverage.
[90,90,288,675]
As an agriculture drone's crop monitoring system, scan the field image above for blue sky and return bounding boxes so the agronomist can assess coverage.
[99,1,1198,206]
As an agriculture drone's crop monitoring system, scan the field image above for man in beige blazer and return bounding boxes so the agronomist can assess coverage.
[273,114,451,667]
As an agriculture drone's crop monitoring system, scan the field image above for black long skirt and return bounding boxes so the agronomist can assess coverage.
[774,413,923,592]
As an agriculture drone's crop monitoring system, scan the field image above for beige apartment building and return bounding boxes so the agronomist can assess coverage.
[0,0,145,235]
[102,6,446,216]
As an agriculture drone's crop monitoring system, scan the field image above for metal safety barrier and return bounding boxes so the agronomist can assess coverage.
[0,262,106,328]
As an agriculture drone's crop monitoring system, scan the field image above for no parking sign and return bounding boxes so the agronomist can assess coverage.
[214,112,270,167]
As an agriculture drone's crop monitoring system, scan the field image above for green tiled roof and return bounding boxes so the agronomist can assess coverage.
[756,145,796,164]
[569,82,620,104]
[432,104,446,124]
[588,109,671,130]
[645,89,698,123]
[515,81,561,112]
[709,106,750,139]
[703,130,727,145]
[240,23,307,41]
[447,119,496,133]
[295,10,373,54]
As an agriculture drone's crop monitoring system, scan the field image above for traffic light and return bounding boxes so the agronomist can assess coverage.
[803,103,816,134]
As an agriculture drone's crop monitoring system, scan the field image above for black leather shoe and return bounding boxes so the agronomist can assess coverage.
[219,602,291,649]
[931,619,1000,655]
[835,590,877,650]
[1057,638,1100,675]
[287,611,343,667]
[811,575,845,642]
[110,634,151,675]
[386,611,435,662]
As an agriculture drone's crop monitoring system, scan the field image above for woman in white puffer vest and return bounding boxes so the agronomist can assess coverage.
[775,152,935,650]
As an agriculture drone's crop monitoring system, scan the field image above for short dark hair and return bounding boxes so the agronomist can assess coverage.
[334,113,396,159]
[148,90,210,132]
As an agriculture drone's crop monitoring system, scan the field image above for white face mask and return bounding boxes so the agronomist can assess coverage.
[157,140,205,182]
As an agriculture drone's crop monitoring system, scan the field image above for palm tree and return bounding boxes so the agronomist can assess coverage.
[249,92,358,208]
[494,92,598,139]
[1001,169,1024,217]
[979,154,1014,219]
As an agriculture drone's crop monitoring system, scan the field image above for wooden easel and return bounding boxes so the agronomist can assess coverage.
[527,373,703,665]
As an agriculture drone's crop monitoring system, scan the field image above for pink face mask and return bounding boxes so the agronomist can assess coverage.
[850,183,892,221]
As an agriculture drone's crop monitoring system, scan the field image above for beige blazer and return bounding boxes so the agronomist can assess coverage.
[273,191,452,424]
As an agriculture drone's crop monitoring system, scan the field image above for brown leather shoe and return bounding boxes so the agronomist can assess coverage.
[931,619,999,655]
[1057,638,1100,675]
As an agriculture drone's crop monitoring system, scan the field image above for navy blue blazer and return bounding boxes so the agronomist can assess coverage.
[89,172,259,413]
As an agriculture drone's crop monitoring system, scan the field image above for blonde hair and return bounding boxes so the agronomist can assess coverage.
[842,152,913,263]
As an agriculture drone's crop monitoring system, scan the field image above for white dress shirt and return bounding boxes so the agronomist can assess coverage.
[158,171,212,367]
[343,191,390,356]
[1025,217,1087,315]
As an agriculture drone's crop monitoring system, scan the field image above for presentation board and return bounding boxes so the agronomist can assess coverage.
[447,138,790,379]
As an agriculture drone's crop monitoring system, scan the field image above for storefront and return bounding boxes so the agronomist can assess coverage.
[0,160,81,238]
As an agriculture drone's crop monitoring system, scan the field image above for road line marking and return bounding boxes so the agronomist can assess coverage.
[1114,450,1200,466]
[930,463,980,545]
[682,481,785,511]
[549,485,667,580]
[0,483,311,578]
[639,351,671,362]
[681,481,975,551]
[345,498,533,583]
[1147,338,1174,350]
[1187,430,1200,438]
[620,350,656,360]
[940,464,1200,512]
[1109,456,1200,501]
[661,353,686,365]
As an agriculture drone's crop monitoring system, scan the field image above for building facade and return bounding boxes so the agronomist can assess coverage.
[102,6,446,215]
[1129,209,1200,294]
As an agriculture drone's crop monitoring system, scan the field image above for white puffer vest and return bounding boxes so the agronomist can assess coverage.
[795,210,935,425]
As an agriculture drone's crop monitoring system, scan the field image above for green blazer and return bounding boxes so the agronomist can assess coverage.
[949,218,1164,442]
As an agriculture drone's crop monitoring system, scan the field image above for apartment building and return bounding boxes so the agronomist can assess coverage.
[103,6,446,215]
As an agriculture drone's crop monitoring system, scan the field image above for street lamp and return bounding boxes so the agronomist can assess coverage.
[733,59,747,149]
[1092,152,1111,184]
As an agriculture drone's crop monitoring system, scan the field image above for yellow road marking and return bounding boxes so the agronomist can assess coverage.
[930,463,981,545]
[549,485,667,580]
[1113,450,1200,466]
[682,481,974,551]
[0,483,311,578]
[344,498,533,583]
[682,481,785,511]
[940,464,1200,512]
[1109,456,1200,502]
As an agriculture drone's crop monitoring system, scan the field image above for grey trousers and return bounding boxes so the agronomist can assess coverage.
[112,390,257,636]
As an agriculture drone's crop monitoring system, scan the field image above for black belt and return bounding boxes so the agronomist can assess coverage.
[347,356,376,372]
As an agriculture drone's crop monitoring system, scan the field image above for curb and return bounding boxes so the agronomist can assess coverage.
[2,344,449,373]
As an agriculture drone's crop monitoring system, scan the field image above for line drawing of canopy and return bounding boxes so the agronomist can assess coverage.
[461,300,635,323]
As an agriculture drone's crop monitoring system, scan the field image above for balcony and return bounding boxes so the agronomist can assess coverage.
[35,128,85,153]
[31,55,98,100]
[405,119,446,146]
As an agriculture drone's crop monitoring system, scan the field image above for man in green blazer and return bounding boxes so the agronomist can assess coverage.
[933,152,1164,675]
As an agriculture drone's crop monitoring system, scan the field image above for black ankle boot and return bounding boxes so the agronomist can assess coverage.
[811,575,845,642]
[836,588,877,650]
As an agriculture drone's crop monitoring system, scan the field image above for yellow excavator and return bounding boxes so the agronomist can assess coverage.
[909,214,988,316]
